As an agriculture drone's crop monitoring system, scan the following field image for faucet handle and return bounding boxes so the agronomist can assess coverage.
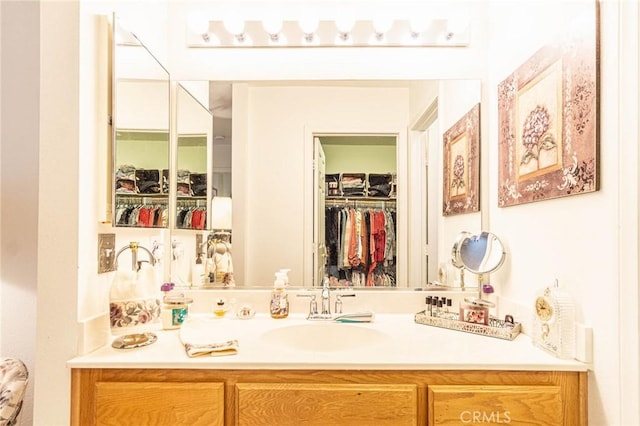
[334,292,356,314]
[297,293,318,316]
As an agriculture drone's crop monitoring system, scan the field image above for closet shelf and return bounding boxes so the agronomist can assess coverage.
[115,193,167,198]
[325,196,396,203]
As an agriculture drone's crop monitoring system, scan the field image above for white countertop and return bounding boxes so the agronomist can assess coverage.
[67,313,588,372]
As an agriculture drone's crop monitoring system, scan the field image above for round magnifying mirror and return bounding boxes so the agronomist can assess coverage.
[455,231,506,307]
[449,231,471,289]
[458,231,505,275]
[451,231,471,270]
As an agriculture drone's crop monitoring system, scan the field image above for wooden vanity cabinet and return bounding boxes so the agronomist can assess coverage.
[70,369,225,426]
[70,368,587,426]
[235,382,418,426]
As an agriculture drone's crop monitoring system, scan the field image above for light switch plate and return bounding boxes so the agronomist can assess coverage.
[98,233,116,273]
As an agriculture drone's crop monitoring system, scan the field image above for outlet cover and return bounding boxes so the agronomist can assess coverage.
[98,233,116,273]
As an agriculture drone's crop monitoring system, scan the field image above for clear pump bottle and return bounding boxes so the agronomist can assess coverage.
[270,272,290,319]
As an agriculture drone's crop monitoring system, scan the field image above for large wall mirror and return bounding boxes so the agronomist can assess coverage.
[112,17,170,228]
[166,79,482,289]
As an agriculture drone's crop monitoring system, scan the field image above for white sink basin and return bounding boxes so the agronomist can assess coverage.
[261,322,389,352]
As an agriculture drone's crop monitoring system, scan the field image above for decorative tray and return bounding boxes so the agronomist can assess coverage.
[414,311,521,341]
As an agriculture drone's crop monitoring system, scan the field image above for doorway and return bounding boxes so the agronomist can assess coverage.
[313,134,398,287]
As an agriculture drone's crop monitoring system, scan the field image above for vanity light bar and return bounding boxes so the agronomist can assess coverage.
[186,19,469,48]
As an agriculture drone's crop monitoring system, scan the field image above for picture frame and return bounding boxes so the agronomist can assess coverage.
[442,103,481,216]
[497,2,599,207]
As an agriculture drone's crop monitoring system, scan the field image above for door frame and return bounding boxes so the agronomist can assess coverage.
[303,125,407,287]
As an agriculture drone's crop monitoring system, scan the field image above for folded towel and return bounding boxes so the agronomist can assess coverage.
[179,316,239,357]
[184,340,239,357]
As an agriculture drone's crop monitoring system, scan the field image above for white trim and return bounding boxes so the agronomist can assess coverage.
[618,0,640,423]
[409,99,439,285]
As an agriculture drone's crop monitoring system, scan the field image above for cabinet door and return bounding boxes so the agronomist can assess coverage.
[236,383,418,426]
[94,382,224,426]
[428,385,562,425]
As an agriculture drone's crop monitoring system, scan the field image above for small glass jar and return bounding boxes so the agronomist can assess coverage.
[213,298,228,318]
[459,300,489,326]
[161,295,193,330]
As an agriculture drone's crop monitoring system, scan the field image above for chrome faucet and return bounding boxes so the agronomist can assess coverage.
[320,276,332,315]
[297,277,357,320]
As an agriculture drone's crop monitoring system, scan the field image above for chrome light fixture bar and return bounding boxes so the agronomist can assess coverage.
[186,18,469,48]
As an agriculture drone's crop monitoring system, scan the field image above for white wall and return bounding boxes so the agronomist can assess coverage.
[486,1,636,425]
[1,2,40,424]
[34,1,171,424]
[616,2,640,423]
[36,2,83,424]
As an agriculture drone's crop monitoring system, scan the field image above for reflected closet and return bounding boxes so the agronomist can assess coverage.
[319,135,397,287]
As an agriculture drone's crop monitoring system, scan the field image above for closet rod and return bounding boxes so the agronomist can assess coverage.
[115,195,168,205]
[177,198,207,207]
[325,198,396,208]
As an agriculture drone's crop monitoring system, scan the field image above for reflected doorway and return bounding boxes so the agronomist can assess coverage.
[314,134,398,287]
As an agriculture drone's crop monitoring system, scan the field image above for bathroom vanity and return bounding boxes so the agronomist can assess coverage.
[68,314,587,425]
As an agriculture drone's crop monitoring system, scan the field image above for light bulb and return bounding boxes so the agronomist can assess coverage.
[187,15,210,36]
[262,16,283,40]
[335,17,354,34]
[223,13,245,36]
[446,17,469,37]
[334,17,354,43]
[299,16,319,35]
[409,17,429,37]
[372,17,393,36]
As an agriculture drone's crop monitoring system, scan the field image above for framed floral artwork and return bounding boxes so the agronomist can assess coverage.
[443,103,480,216]
[497,2,599,207]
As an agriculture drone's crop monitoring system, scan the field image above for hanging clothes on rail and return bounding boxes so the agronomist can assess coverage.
[114,200,168,228]
[176,203,207,230]
[325,203,396,287]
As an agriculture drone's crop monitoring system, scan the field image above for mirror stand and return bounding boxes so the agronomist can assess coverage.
[457,266,466,290]
[453,231,506,309]
[464,273,495,308]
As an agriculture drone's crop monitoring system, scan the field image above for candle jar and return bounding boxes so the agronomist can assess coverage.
[161,295,193,330]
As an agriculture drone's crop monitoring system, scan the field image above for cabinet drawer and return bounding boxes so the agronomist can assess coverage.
[95,382,224,426]
[428,385,562,425]
[237,383,418,426]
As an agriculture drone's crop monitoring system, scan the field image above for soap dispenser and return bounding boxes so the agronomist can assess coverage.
[270,272,290,319]
[191,251,206,288]
[279,269,291,286]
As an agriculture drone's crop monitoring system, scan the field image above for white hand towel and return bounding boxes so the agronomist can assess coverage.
[183,340,239,357]
[179,317,239,357]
